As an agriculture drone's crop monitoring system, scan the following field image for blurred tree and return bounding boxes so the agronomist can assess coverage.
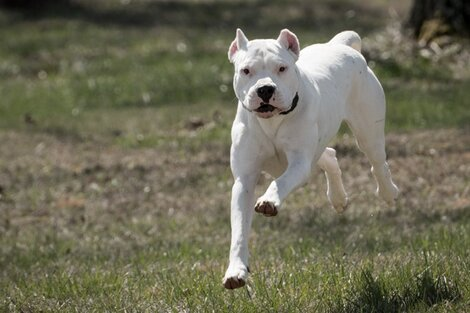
[408,0,470,43]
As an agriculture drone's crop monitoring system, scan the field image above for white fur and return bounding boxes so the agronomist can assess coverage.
[223,29,399,289]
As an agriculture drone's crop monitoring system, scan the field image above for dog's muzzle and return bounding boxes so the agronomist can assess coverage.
[255,104,276,113]
[242,93,299,116]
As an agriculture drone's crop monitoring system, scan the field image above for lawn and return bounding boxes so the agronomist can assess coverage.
[0,0,469,312]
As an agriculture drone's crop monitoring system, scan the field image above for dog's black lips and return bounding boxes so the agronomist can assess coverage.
[255,104,276,113]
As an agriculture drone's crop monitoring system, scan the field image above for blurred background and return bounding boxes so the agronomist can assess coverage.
[0,0,469,311]
[0,0,468,135]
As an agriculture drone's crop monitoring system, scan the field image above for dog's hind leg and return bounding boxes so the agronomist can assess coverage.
[346,70,399,205]
[351,128,399,205]
[317,148,349,212]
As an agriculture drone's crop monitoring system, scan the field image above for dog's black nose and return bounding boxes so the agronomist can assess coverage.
[256,85,275,102]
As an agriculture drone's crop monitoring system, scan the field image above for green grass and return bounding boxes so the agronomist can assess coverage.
[2,200,469,311]
[0,0,469,312]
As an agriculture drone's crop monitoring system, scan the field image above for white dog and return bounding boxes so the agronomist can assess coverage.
[223,29,399,289]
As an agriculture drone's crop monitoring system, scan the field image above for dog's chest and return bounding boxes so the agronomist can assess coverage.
[255,116,290,176]
[257,116,285,140]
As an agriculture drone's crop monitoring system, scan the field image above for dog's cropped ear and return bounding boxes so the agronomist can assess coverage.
[277,29,300,60]
[228,28,249,63]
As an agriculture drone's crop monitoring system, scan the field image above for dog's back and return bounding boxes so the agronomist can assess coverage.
[297,32,369,121]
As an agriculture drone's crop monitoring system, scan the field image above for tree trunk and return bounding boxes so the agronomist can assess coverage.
[408,0,470,42]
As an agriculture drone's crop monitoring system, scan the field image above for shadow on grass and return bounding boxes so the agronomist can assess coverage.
[1,0,386,34]
[331,268,461,313]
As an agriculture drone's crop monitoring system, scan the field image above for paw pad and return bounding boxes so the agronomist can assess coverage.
[255,201,278,216]
[223,277,246,289]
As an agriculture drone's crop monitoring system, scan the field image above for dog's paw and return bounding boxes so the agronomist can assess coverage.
[254,200,278,217]
[327,188,349,213]
[223,264,249,289]
[330,195,349,213]
[377,183,399,206]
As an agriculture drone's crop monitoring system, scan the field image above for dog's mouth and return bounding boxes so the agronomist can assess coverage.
[255,104,276,113]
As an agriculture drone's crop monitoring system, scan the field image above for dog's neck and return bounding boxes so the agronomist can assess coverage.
[256,113,285,139]
[279,93,299,115]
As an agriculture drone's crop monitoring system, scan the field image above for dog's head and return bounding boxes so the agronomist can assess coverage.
[228,29,300,119]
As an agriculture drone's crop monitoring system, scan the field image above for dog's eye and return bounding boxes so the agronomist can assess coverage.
[279,66,287,73]
[242,68,250,75]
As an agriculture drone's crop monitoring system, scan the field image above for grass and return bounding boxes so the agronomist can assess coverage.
[2,177,469,312]
[1,0,470,312]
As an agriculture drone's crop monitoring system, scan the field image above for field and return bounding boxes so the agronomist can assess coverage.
[1,0,469,312]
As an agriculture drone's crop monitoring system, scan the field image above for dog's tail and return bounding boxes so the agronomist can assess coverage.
[328,31,361,53]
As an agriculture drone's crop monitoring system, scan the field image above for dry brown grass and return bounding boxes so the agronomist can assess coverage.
[1,128,468,233]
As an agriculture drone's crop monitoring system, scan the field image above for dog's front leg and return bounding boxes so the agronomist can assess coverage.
[255,151,312,216]
[223,174,258,289]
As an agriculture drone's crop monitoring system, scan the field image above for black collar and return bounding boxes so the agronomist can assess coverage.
[279,93,299,115]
